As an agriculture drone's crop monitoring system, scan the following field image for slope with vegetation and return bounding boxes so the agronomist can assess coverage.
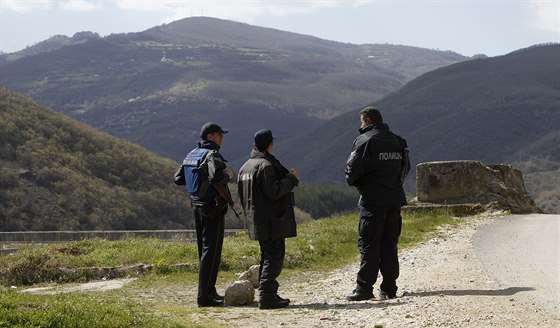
[0,87,191,231]
[0,88,363,231]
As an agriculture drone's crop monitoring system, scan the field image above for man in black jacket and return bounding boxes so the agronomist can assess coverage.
[174,122,233,307]
[345,106,410,301]
[237,129,300,309]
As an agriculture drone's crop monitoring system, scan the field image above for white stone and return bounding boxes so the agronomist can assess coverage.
[224,280,255,306]
[238,264,260,288]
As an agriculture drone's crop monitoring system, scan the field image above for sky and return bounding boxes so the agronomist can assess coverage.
[0,0,559,57]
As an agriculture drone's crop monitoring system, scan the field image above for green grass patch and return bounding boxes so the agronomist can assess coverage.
[0,290,186,328]
[0,238,200,285]
[400,209,459,248]
[223,209,456,273]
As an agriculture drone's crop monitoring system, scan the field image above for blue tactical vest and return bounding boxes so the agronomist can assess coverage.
[182,147,216,200]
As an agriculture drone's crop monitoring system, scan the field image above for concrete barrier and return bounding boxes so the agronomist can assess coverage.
[416,161,541,214]
[0,229,244,256]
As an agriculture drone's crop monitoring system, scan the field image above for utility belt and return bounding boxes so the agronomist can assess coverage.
[190,195,226,208]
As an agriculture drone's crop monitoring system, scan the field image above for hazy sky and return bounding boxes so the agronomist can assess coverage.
[1,0,558,57]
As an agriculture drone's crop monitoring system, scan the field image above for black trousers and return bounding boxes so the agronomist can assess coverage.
[193,203,226,302]
[258,238,286,296]
[355,201,402,296]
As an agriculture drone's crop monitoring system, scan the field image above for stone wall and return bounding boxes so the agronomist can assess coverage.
[416,161,541,214]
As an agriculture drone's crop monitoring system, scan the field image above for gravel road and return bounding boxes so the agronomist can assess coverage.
[201,212,560,327]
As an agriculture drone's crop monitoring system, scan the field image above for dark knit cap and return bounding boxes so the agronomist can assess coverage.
[254,129,274,151]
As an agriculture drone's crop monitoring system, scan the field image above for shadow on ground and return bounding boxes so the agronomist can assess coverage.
[405,286,535,297]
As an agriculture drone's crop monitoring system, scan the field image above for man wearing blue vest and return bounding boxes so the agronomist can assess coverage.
[345,106,410,302]
[174,122,233,307]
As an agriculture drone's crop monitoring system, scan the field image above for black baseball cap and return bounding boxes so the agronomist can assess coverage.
[200,122,229,139]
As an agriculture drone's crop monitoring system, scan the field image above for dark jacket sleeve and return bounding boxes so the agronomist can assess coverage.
[207,151,230,187]
[345,138,368,187]
[174,166,185,185]
[261,163,296,201]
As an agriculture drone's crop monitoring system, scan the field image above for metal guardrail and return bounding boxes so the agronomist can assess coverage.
[0,229,245,256]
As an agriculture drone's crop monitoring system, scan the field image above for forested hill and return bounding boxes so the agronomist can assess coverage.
[277,44,560,213]
[0,87,191,231]
[0,17,467,163]
[0,88,362,230]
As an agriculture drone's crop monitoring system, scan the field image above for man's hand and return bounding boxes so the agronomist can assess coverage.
[224,167,234,179]
[289,169,300,181]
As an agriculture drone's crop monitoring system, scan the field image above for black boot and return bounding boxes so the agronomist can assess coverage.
[258,294,290,309]
[276,294,290,303]
[379,290,397,300]
[197,298,224,307]
[346,289,374,301]
[211,289,224,301]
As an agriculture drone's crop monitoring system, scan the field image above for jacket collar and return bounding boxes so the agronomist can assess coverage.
[359,123,390,134]
[250,148,282,163]
[198,140,220,150]
[250,148,274,160]
[250,148,288,175]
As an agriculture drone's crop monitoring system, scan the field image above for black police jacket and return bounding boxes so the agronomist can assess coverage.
[345,124,408,207]
[237,149,299,241]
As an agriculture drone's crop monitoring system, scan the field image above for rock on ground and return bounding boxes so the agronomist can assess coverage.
[224,280,255,306]
[238,264,260,289]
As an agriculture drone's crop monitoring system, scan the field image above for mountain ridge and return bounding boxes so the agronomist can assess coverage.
[0,16,468,163]
[277,44,560,213]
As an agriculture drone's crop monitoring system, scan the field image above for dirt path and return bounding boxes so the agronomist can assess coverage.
[19,278,138,295]
[202,212,560,327]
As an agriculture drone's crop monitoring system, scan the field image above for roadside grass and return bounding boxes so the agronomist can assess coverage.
[400,208,462,248]
[0,289,191,328]
[0,238,201,285]
[0,209,458,327]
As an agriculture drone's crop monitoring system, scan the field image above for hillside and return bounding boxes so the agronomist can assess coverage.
[278,44,560,213]
[0,17,467,163]
[0,32,101,63]
[0,87,192,231]
[1,87,364,231]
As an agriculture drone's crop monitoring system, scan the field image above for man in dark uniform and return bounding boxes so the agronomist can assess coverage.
[237,129,300,309]
[345,106,410,301]
[174,122,233,307]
